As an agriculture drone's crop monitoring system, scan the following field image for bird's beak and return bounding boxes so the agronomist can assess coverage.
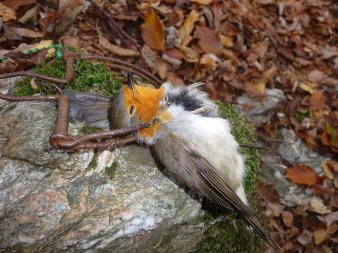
[127,71,137,98]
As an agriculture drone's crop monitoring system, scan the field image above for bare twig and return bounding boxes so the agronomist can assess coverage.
[87,0,139,48]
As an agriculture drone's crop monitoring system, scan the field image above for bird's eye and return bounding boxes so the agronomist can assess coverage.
[164,96,170,107]
[129,105,136,115]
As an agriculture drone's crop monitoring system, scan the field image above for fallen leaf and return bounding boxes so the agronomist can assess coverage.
[141,9,165,51]
[200,53,220,70]
[334,177,338,189]
[195,26,223,55]
[296,229,313,246]
[177,46,199,63]
[330,192,338,208]
[313,223,338,245]
[309,90,325,111]
[0,2,16,21]
[179,9,199,47]
[318,212,338,227]
[189,0,213,4]
[56,0,84,33]
[245,80,266,95]
[308,69,326,83]
[310,197,331,215]
[2,0,35,10]
[321,161,335,180]
[262,65,277,80]
[282,211,294,227]
[286,165,318,186]
[18,5,39,26]
[166,72,185,86]
[299,82,317,94]
[325,121,337,147]
[30,78,38,90]
[219,35,233,48]
[4,26,44,39]
[257,183,280,203]
[0,59,17,73]
[98,34,139,57]
[141,45,167,79]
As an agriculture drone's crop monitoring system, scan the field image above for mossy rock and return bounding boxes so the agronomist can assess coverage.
[194,102,263,253]
[14,57,263,252]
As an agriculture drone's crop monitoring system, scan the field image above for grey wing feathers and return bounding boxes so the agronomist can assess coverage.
[63,89,112,129]
[151,133,280,250]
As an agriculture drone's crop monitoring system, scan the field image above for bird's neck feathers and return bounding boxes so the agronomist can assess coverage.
[123,85,167,145]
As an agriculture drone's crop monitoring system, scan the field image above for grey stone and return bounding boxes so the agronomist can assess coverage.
[236,89,286,127]
[0,100,207,253]
[278,128,327,174]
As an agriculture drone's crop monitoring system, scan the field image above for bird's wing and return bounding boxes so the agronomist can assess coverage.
[63,89,112,129]
[150,133,280,250]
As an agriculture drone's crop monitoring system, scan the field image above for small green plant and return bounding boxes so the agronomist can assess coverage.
[103,161,119,180]
[15,58,122,97]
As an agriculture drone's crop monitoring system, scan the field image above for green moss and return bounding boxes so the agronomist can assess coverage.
[87,152,98,171]
[195,219,263,253]
[194,102,263,253]
[216,101,260,194]
[14,58,122,97]
[103,161,118,180]
[81,125,101,135]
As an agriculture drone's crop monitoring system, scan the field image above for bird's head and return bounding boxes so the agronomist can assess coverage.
[111,72,172,145]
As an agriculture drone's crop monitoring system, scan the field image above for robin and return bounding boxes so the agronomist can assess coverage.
[66,72,279,250]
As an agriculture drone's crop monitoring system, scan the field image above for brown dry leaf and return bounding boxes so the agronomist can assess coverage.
[189,0,213,4]
[219,35,233,48]
[282,211,294,228]
[310,197,331,215]
[0,3,16,21]
[245,80,266,95]
[0,59,17,73]
[257,183,280,203]
[98,34,139,57]
[183,10,199,35]
[262,65,277,80]
[195,26,223,55]
[313,223,338,245]
[309,90,325,111]
[299,82,318,94]
[141,45,167,79]
[166,72,185,86]
[200,53,220,70]
[141,9,165,51]
[177,46,199,63]
[318,212,338,227]
[330,192,338,208]
[308,69,326,83]
[2,0,35,10]
[30,78,38,90]
[179,9,199,47]
[334,177,338,189]
[286,165,318,186]
[6,26,44,39]
[321,161,335,180]
[296,229,313,246]
[18,5,39,25]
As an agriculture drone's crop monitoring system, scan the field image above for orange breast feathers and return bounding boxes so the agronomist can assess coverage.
[123,85,166,139]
